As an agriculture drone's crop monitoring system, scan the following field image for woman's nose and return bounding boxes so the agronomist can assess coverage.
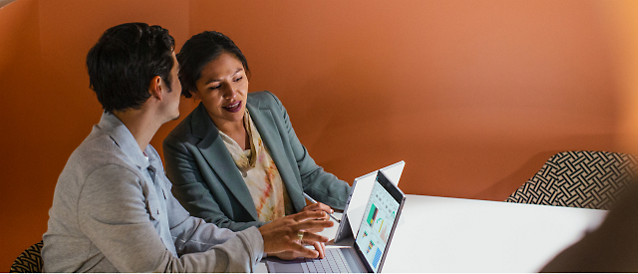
[222,85,237,100]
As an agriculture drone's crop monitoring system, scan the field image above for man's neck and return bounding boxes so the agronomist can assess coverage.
[112,108,163,153]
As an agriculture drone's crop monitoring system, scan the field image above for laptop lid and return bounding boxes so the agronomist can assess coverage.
[336,161,404,242]
[334,161,405,243]
[352,170,406,273]
[264,170,405,273]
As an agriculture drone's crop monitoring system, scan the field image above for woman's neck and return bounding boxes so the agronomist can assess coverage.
[216,119,250,150]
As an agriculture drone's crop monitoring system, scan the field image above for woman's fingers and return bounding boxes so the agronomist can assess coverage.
[295,230,330,244]
[302,202,334,214]
[291,210,327,222]
[259,211,334,258]
[296,220,333,234]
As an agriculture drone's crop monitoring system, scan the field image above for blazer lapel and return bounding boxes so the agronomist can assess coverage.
[247,100,306,212]
[191,103,260,221]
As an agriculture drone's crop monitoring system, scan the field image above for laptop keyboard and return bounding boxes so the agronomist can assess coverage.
[300,248,353,273]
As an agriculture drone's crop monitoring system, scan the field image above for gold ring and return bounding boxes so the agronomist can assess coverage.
[297,231,304,241]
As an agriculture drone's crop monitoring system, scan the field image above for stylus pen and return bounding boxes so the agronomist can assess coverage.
[302,192,341,223]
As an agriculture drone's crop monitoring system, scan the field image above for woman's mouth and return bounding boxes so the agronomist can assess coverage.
[223,101,242,113]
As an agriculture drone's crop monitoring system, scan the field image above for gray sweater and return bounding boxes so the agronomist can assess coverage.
[42,113,264,272]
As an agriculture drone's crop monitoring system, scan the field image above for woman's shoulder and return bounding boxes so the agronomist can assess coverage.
[164,102,209,144]
[248,90,279,103]
[248,90,285,110]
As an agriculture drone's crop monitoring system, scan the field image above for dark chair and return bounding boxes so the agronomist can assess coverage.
[506,151,637,209]
[10,241,43,273]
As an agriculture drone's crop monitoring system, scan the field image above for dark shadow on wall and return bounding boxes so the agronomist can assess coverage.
[472,151,558,201]
[0,0,18,9]
[474,132,625,201]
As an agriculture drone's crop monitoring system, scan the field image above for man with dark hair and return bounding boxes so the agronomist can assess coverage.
[42,22,331,272]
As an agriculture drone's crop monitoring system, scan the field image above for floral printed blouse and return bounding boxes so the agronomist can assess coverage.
[217,109,293,222]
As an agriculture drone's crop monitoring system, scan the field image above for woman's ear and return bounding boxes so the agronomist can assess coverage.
[191,90,201,100]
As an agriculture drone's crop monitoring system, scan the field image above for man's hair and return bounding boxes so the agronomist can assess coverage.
[86,22,175,113]
[177,31,250,98]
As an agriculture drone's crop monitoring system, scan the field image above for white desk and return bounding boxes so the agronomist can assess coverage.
[379,195,606,272]
[257,194,607,272]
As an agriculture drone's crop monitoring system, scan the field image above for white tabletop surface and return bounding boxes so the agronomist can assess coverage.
[257,194,608,273]
[382,195,607,272]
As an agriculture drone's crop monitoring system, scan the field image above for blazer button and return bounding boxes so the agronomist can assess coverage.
[157,209,160,215]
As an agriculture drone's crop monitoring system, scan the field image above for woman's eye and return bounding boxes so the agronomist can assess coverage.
[234,76,243,82]
[209,84,221,90]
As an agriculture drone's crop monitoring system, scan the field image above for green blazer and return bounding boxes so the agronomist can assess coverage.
[163,91,351,231]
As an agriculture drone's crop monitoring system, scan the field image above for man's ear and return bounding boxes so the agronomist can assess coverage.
[148,75,163,101]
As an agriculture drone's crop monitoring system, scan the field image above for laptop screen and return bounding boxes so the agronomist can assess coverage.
[354,173,402,272]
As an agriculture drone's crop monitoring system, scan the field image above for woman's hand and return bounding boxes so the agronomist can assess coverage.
[299,202,334,232]
[259,210,332,259]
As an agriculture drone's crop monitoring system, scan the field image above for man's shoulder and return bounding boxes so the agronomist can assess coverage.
[62,127,141,184]
[77,128,131,163]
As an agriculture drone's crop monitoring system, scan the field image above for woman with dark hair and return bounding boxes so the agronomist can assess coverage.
[163,31,351,233]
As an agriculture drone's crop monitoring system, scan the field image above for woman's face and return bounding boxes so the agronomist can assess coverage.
[193,52,248,128]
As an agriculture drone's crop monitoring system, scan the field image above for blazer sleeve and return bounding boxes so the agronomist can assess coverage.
[266,91,352,210]
[163,134,267,231]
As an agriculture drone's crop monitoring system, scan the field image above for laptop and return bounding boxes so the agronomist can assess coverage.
[266,170,407,273]
[334,161,405,243]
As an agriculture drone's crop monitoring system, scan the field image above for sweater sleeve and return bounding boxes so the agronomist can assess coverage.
[78,165,264,272]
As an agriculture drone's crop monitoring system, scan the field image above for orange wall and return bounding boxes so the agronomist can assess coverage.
[0,0,191,267]
[1,0,637,268]
[188,0,622,199]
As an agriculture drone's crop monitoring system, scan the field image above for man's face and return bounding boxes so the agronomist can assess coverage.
[163,52,182,121]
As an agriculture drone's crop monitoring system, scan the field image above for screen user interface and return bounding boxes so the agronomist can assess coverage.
[354,176,400,272]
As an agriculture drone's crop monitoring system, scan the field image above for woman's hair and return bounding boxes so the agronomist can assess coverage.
[177,31,250,98]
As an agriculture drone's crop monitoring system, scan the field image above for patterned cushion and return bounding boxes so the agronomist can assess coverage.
[506,151,637,209]
[10,241,43,273]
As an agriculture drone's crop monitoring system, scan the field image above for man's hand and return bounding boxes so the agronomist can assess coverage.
[259,210,333,259]
[268,241,326,260]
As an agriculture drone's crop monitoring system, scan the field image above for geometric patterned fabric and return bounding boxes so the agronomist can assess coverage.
[506,151,637,210]
[10,241,43,273]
